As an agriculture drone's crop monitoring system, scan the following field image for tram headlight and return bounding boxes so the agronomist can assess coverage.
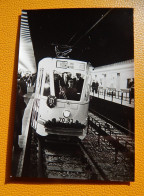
[63,110,71,118]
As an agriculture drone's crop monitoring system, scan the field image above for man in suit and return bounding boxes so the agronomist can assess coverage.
[54,73,66,99]
[63,72,72,88]
[95,81,99,94]
[75,73,84,94]
[66,80,78,101]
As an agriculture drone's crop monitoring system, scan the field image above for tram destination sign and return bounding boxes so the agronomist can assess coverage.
[56,60,85,71]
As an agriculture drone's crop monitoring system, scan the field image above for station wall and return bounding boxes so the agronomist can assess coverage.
[91,59,134,91]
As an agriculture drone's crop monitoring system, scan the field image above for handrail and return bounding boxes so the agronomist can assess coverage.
[91,87,134,105]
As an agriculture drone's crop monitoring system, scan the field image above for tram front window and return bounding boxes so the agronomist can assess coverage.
[54,71,84,101]
[43,73,50,96]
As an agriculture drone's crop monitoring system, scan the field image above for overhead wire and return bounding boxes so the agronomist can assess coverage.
[71,8,113,48]
[55,8,113,57]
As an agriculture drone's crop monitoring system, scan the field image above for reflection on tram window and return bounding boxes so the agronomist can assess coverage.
[53,71,84,101]
[43,73,50,96]
[39,69,44,95]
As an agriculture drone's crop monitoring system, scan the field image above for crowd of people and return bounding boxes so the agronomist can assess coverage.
[13,74,27,151]
[13,73,37,151]
[54,72,84,101]
[18,73,37,88]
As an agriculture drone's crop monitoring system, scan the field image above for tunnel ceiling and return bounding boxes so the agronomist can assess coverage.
[26,8,133,68]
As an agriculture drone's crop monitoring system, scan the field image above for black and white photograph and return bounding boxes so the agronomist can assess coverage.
[11,8,134,181]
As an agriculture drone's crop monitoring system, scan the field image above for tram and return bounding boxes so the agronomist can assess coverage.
[31,57,92,140]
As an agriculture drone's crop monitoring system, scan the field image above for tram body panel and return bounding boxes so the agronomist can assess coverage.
[38,99,89,122]
[36,100,89,138]
[31,57,91,139]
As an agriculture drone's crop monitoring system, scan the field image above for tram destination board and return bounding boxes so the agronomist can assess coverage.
[11,8,134,182]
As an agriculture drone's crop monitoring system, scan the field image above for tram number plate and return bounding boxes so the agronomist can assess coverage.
[59,118,73,123]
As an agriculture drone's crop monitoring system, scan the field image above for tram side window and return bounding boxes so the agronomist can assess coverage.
[43,73,50,96]
[54,71,84,101]
[39,69,44,95]
[37,69,42,94]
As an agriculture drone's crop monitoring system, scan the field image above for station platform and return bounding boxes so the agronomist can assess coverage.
[89,96,134,133]
[90,92,134,108]
[11,92,34,177]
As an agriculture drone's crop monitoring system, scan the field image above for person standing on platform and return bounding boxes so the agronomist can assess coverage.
[18,77,27,96]
[95,81,99,94]
[92,80,96,95]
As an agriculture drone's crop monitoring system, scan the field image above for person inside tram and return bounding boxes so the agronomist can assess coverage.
[54,72,66,99]
[63,72,72,87]
[43,74,50,96]
[54,71,84,100]
[66,79,78,101]
[75,73,84,94]
[54,73,60,98]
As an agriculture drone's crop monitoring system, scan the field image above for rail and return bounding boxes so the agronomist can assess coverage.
[89,109,134,137]
[88,112,134,164]
[36,136,105,180]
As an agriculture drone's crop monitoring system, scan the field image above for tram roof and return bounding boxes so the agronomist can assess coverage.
[40,57,88,63]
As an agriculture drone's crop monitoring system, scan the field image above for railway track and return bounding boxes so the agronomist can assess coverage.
[84,111,134,181]
[88,111,134,154]
[22,127,105,180]
[21,111,134,181]
[37,136,104,180]
[89,108,134,136]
